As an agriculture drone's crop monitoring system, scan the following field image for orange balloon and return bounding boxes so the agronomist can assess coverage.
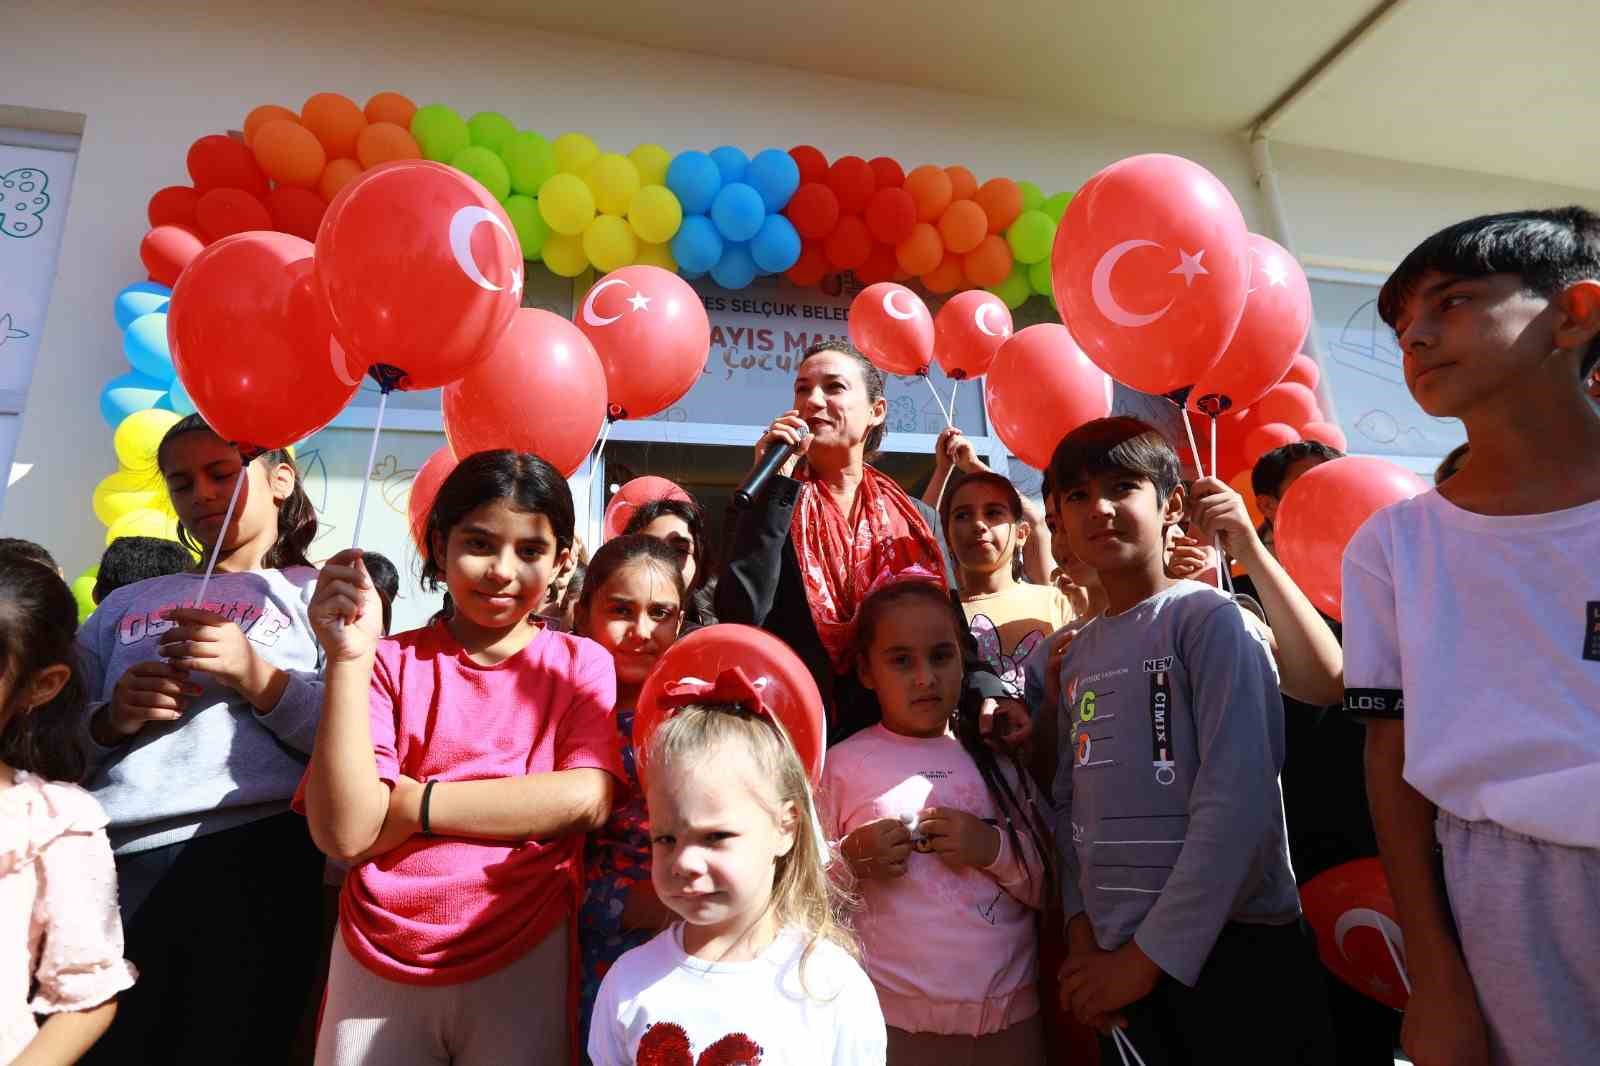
[895,222,944,276]
[301,93,367,160]
[938,200,987,255]
[904,165,953,223]
[922,253,966,295]
[356,122,422,169]
[975,177,1023,234]
[318,158,363,202]
[1229,470,1265,529]
[252,120,327,188]
[364,91,417,128]
[244,104,298,145]
[945,166,978,202]
[962,234,1013,288]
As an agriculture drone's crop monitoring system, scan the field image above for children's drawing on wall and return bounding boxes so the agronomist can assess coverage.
[0,168,51,238]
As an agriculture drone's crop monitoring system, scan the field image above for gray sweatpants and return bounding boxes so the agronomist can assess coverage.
[314,921,568,1066]
[1437,811,1600,1066]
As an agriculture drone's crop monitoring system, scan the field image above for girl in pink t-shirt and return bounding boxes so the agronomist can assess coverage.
[820,579,1053,1066]
[301,451,623,1066]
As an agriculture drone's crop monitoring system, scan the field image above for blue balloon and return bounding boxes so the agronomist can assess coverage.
[166,374,197,416]
[123,312,173,381]
[750,215,802,274]
[99,370,169,428]
[709,145,749,186]
[671,215,724,274]
[666,151,722,215]
[746,149,801,212]
[710,183,765,243]
[113,282,172,331]
[710,243,758,290]
[680,269,707,281]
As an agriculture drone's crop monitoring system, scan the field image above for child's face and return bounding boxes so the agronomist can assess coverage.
[1043,503,1099,588]
[434,501,569,631]
[637,513,698,589]
[857,597,963,739]
[162,433,292,551]
[580,560,682,690]
[648,741,797,939]
[1053,470,1182,576]
[1393,271,1567,418]
[947,481,1023,577]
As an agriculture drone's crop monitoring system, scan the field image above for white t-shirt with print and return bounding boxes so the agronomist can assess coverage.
[1342,490,1600,848]
[588,923,886,1066]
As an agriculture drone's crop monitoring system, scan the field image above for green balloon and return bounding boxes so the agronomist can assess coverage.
[71,567,98,623]
[451,146,512,203]
[411,104,470,163]
[990,265,1032,311]
[502,132,557,197]
[1007,210,1055,265]
[1028,258,1054,296]
[504,194,549,261]
[1043,191,1073,223]
[468,111,517,153]
[1017,180,1043,213]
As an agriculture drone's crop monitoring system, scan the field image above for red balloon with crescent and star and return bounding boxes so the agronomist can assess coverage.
[576,265,711,421]
[933,289,1012,380]
[1300,858,1410,1011]
[848,282,933,377]
[1188,232,1312,415]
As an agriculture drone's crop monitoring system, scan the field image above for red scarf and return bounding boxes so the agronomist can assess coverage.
[791,464,946,672]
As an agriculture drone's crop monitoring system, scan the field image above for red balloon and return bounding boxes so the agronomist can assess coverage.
[148,186,199,229]
[1053,154,1250,395]
[823,216,872,271]
[1300,420,1348,452]
[785,241,829,287]
[265,186,327,241]
[934,290,1012,380]
[635,624,826,789]
[194,188,272,242]
[1243,423,1301,468]
[168,232,358,452]
[864,187,917,245]
[603,476,692,542]
[854,243,899,285]
[186,134,269,197]
[443,308,607,477]
[575,265,710,421]
[315,160,521,392]
[785,183,840,241]
[849,283,933,377]
[1276,457,1428,620]
[826,156,876,216]
[1300,859,1409,1011]
[789,145,828,186]
[1253,381,1321,429]
[408,446,458,555]
[140,225,207,287]
[1188,234,1311,414]
[985,324,1113,470]
[1283,353,1321,392]
[868,157,905,189]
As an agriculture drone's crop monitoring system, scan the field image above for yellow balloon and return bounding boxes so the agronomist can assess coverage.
[583,215,638,274]
[629,143,672,188]
[584,153,641,217]
[92,468,165,526]
[538,173,596,236]
[106,508,179,547]
[113,409,181,472]
[634,240,677,272]
[628,184,684,245]
[553,132,600,176]
[542,232,590,278]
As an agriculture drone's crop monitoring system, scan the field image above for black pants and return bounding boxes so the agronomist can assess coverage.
[82,812,325,1066]
[1099,921,1336,1066]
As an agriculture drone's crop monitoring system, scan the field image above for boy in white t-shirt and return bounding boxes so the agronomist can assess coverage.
[1345,207,1600,1066]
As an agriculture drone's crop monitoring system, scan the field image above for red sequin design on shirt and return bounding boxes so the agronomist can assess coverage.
[636,1022,764,1065]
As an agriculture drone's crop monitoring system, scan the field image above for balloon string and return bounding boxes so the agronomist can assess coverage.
[190,470,246,608]
[924,374,952,427]
[1380,920,1412,996]
[1111,1027,1148,1066]
[585,419,615,540]
[1208,414,1227,591]
[1179,405,1205,478]
[949,379,960,424]
[349,389,390,549]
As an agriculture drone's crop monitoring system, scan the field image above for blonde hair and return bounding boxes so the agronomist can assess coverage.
[645,703,859,984]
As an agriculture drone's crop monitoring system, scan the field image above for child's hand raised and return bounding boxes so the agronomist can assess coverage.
[917,807,1001,869]
[1186,476,1264,561]
[310,549,383,662]
[840,817,913,880]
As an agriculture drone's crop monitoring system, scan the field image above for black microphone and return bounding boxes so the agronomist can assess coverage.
[734,429,805,508]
